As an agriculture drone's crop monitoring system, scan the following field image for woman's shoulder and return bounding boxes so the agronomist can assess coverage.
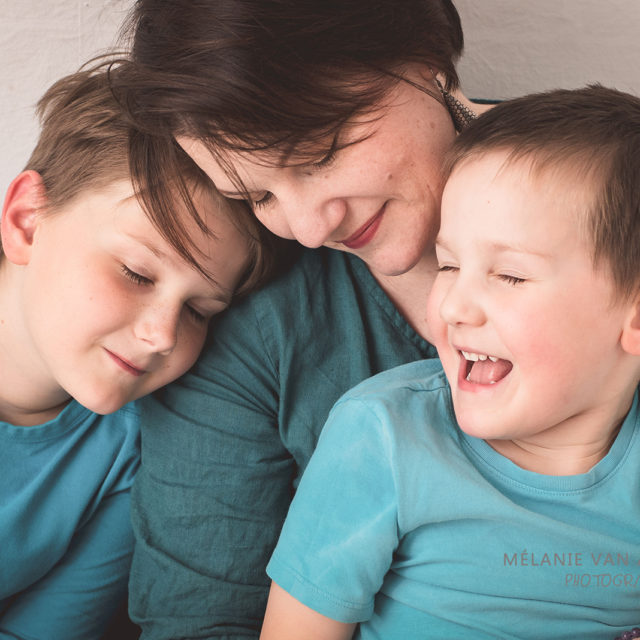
[241,247,364,303]
[203,246,432,377]
[218,247,376,334]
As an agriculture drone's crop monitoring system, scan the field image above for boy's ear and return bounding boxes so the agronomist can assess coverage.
[1,170,47,265]
[621,294,640,356]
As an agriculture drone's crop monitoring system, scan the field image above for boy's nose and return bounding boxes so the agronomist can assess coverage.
[136,306,179,355]
[438,278,486,328]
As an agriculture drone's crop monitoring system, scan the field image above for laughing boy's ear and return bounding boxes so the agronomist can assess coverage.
[621,293,640,356]
[1,171,47,265]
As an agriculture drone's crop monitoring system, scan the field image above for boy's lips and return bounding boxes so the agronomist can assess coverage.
[105,349,146,377]
[339,203,387,249]
[456,348,513,387]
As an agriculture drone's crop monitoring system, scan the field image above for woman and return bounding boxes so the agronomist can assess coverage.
[116,1,493,636]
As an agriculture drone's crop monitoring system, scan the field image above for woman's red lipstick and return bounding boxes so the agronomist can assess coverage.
[340,203,386,250]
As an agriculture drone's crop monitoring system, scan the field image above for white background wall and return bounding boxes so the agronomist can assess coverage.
[456,0,640,99]
[1,0,130,196]
[1,0,639,197]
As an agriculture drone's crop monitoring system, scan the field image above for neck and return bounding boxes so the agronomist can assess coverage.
[487,388,637,475]
[0,262,70,426]
[371,250,439,344]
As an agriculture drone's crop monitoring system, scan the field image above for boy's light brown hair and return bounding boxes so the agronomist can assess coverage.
[447,84,640,300]
[6,62,282,295]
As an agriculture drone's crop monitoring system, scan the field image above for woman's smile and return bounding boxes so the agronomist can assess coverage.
[338,203,387,249]
[178,68,456,279]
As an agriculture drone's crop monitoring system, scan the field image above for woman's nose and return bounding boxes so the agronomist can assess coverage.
[278,194,348,249]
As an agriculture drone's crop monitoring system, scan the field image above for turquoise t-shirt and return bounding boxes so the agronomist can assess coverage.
[267,360,640,638]
[0,400,140,640]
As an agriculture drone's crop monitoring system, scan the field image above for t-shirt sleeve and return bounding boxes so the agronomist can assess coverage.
[0,491,133,640]
[267,396,399,623]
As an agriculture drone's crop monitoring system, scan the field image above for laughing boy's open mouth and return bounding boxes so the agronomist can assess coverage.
[460,350,513,385]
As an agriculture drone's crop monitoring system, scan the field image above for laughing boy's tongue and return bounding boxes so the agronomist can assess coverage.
[467,358,513,385]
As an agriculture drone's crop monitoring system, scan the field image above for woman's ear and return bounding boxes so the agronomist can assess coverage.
[621,294,640,356]
[1,170,47,265]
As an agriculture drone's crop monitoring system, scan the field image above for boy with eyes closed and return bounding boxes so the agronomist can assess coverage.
[261,85,640,639]
[0,66,273,639]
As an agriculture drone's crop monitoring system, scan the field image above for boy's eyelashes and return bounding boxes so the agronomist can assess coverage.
[121,264,153,286]
[497,274,526,286]
[185,306,208,323]
[436,264,527,286]
[121,264,211,325]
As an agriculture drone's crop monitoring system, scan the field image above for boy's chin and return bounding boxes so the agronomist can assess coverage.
[452,407,512,442]
[72,389,134,415]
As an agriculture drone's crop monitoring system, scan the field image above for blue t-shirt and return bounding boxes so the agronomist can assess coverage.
[267,360,640,638]
[0,400,140,640]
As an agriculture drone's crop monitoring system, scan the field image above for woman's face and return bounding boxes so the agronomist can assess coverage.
[179,69,456,279]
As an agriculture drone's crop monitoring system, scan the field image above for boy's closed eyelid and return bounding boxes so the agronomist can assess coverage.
[496,273,527,285]
[121,264,153,285]
[188,290,233,316]
[437,264,459,273]
[185,304,209,323]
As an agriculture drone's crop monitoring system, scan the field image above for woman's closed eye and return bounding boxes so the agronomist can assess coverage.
[309,150,337,171]
[251,147,338,210]
[252,191,275,209]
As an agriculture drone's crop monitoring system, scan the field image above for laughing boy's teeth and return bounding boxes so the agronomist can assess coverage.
[461,350,499,362]
[460,351,498,362]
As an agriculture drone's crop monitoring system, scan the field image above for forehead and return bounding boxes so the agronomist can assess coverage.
[177,78,433,188]
[110,177,249,287]
[440,151,595,246]
[177,137,246,193]
[445,150,594,216]
[173,183,249,264]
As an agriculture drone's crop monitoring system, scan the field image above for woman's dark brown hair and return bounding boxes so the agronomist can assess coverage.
[113,1,463,278]
[117,0,464,155]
